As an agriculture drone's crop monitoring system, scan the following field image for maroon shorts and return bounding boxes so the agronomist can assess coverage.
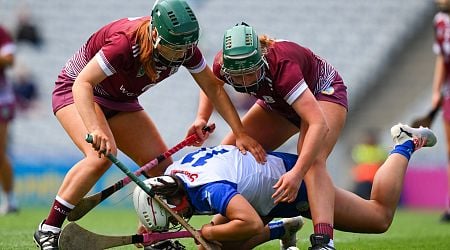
[315,73,348,110]
[52,77,143,119]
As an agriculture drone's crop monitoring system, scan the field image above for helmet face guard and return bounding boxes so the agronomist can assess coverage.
[151,0,199,66]
[152,34,198,67]
[221,24,266,93]
[222,61,266,93]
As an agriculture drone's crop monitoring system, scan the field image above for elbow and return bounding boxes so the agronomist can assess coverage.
[368,209,394,233]
[376,211,394,233]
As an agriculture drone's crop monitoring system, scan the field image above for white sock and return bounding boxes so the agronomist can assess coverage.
[328,239,334,248]
[41,223,61,233]
[6,192,17,208]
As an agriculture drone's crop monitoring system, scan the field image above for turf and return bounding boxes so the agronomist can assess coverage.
[1,207,449,249]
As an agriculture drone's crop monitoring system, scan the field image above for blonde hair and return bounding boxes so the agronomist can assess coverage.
[259,34,275,55]
[135,20,157,82]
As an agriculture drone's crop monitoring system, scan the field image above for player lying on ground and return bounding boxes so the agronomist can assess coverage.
[134,123,436,250]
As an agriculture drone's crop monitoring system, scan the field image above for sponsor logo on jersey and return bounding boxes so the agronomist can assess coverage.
[321,86,335,95]
[119,85,138,97]
[170,169,199,182]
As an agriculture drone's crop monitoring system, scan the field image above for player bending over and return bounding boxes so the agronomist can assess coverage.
[134,123,436,250]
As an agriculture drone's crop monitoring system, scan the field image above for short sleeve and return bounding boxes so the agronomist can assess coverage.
[95,33,132,76]
[200,182,238,216]
[183,47,206,74]
[273,60,308,105]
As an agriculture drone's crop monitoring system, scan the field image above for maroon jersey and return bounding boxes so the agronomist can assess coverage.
[434,12,450,85]
[213,40,347,125]
[433,12,450,121]
[0,26,15,105]
[52,16,205,113]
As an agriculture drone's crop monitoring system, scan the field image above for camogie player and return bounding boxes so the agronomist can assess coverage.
[135,123,436,250]
[0,26,18,215]
[431,0,450,222]
[200,23,348,249]
[33,1,265,249]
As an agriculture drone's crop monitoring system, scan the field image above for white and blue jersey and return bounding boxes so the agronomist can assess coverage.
[164,145,309,218]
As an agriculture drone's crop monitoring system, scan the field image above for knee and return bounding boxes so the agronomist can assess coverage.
[253,219,265,234]
[84,156,113,176]
[246,219,265,239]
[371,210,394,233]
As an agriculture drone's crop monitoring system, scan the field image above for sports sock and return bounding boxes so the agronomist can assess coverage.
[314,223,333,239]
[268,219,286,240]
[390,140,414,161]
[44,196,75,231]
[6,191,17,208]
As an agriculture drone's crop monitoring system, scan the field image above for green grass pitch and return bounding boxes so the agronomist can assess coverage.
[1,207,449,249]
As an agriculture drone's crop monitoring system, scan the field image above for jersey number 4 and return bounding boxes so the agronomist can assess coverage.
[181,147,229,167]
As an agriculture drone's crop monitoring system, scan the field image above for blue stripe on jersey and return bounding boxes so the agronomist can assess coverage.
[266,151,311,218]
[267,151,298,171]
[185,180,238,216]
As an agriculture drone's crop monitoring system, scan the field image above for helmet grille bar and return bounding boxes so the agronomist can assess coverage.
[167,11,179,25]
[245,33,253,46]
[185,7,197,21]
[224,36,232,49]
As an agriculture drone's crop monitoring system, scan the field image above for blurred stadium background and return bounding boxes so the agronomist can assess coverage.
[0,0,446,209]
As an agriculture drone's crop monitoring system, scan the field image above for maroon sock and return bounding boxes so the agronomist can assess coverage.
[45,199,73,228]
[314,223,334,239]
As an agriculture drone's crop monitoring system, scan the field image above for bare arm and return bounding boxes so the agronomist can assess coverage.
[290,90,328,178]
[200,194,264,242]
[191,66,266,162]
[72,58,110,154]
[196,89,214,125]
[191,66,244,136]
[272,89,328,203]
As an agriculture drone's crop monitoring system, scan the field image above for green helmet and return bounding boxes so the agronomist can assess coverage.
[222,23,266,93]
[151,0,199,48]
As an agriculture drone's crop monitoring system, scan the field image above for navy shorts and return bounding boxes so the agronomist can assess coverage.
[266,152,311,218]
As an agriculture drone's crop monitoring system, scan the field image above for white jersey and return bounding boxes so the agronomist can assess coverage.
[164,145,289,216]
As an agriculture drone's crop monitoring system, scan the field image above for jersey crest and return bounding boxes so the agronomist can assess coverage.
[321,86,335,95]
[136,66,145,77]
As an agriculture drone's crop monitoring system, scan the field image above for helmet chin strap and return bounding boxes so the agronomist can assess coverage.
[153,35,161,50]
[151,33,189,67]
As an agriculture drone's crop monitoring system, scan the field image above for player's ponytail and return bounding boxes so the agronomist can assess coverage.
[259,34,275,55]
[136,20,158,82]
